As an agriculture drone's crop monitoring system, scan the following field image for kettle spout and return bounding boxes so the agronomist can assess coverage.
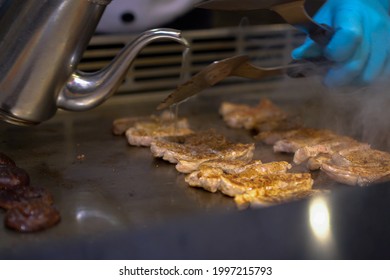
[57,28,189,111]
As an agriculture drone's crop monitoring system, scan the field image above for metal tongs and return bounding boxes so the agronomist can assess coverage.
[157,0,333,110]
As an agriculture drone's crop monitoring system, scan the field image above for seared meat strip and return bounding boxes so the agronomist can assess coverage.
[253,115,302,133]
[125,120,193,147]
[0,152,60,233]
[185,156,315,208]
[114,111,194,147]
[273,128,336,153]
[219,172,313,197]
[185,160,291,193]
[112,110,178,136]
[234,188,322,209]
[219,98,287,130]
[255,128,303,145]
[150,130,255,173]
[321,146,390,186]
[293,137,368,165]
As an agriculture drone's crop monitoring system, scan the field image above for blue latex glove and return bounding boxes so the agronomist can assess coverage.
[292,0,390,87]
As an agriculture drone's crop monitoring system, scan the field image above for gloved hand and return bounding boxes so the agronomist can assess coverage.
[292,0,390,87]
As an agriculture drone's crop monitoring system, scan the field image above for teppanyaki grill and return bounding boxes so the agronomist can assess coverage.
[1,24,390,259]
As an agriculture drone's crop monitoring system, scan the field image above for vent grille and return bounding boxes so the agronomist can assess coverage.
[79,24,305,94]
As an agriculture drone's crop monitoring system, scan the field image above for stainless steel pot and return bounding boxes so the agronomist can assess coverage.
[0,0,188,125]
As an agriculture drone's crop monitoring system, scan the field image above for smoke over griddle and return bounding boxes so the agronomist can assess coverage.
[289,78,390,151]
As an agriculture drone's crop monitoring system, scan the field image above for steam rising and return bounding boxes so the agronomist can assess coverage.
[291,78,390,151]
[235,18,389,151]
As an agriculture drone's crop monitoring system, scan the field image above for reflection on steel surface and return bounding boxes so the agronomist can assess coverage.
[309,197,331,242]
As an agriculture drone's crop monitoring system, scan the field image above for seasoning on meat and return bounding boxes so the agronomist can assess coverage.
[113,111,194,147]
[186,158,315,209]
[293,138,368,165]
[219,98,287,130]
[5,201,60,233]
[255,128,302,145]
[321,146,390,186]
[220,172,314,198]
[185,160,292,193]
[150,130,255,173]
[234,188,322,209]
[253,115,302,134]
[273,128,336,153]
[126,120,193,147]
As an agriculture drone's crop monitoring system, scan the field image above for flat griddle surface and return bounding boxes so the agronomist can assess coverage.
[0,87,389,259]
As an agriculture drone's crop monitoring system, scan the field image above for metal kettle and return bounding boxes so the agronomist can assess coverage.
[0,0,189,126]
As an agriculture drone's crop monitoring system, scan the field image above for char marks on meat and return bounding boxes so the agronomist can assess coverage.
[234,188,322,209]
[5,201,60,233]
[150,130,255,173]
[185,160,291,193]
[321,147,390,186]
[185,158,316,209]
[273,128,337,153]
[186,160,315,208]
[113,111,193,147]
[0,186,54,210]
[220,171,313,198]
[293,138,369,167]
[254,115,302,134]
[0,152,59,232]
[0,166,30,190]
[125,120,193,147]
[220,99,390,187]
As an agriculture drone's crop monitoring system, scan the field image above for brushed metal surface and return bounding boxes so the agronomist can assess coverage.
[0,86,386,259]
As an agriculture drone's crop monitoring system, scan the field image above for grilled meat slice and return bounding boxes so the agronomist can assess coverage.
[190,158,261,173]
[112,111,193,146]
[185,165,224,193]
[253,115,303,133]
[117,111,193,147]
[219,98,287,130]
[255,128,302,145]
[293,137,368,164]
[321,147,390,186]
[234,188,322,209]
[112,116,152,136]
[150,130,255,173]
[125,122,193,147]
[0,186,54,210]
[220,172,313,197]
[185,160,291,193]
[112,110,178,136]
[5,201,61,233]
[306,154,332,170]
[273,128,337,153]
